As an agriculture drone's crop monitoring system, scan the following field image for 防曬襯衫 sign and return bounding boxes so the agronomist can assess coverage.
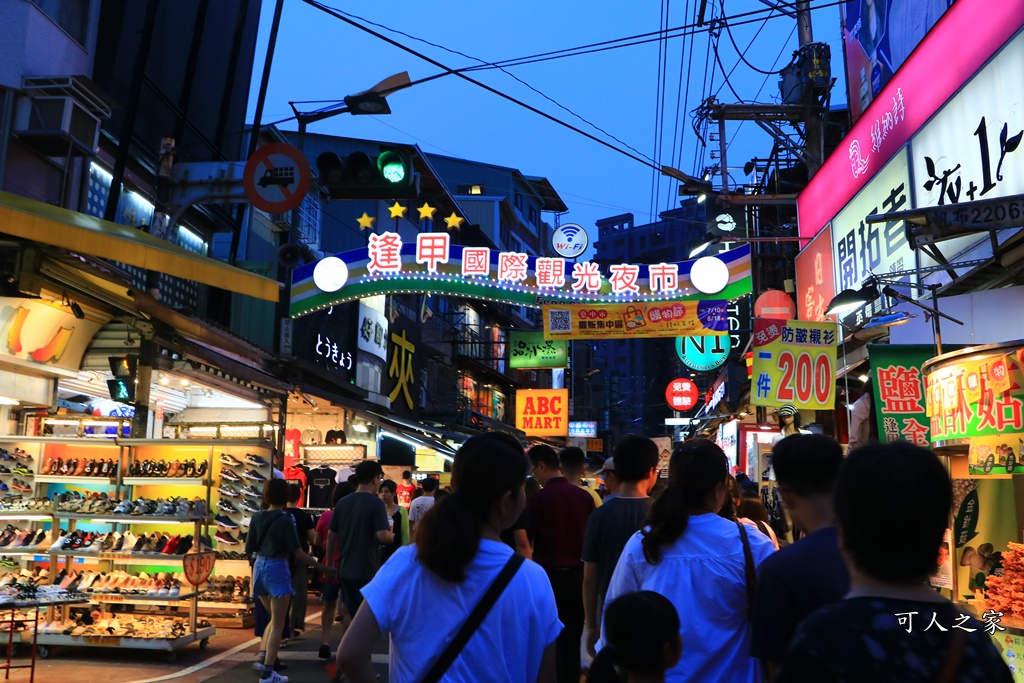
[751,318,839,411]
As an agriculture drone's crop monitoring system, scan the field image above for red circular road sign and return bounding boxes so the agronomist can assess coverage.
[754,289,797,319]
[243,143,312,214]
[665,377,699,411]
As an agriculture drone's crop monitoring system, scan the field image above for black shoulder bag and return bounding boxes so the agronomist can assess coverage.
[419,553,526,683]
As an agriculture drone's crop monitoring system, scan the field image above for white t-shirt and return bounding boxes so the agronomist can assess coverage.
[604,513,775,683]
[361,540,562,682]
[408,496,435,522]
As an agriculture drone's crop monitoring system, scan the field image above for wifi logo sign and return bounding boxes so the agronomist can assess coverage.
[551,223,589,258]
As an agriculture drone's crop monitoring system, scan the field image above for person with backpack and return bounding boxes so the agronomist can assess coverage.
[337,433,561,682]
[602,440,774,683]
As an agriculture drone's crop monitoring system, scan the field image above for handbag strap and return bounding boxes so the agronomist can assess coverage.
[420,553,525,683]
[736,521,757,623]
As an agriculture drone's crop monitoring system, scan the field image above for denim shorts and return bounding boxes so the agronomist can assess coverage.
[253,556,294,599]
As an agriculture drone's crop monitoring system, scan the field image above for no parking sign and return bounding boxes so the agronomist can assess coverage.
[243,143,311,213]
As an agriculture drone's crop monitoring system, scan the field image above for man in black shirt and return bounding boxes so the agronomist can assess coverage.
[285,484,316,635]
[325,460,393,631]
[581,436,659,659]
[777,442,1010,682]
[752,434,848,680]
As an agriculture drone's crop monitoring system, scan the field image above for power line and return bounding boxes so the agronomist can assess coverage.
[309,2,656,166]
[302,0,663,173]
[719,0,794,75]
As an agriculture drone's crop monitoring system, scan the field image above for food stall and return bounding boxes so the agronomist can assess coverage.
[923,341,1024,672]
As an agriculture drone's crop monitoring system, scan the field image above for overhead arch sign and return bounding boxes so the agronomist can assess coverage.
[290,240,751,318]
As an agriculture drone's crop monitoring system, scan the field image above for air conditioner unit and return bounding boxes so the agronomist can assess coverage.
[14,95,100,157]
[269,212,292,231]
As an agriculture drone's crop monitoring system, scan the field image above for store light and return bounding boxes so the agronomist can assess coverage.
[858,374,870,382]
[159,373,169,386]
[352,423,370,433]
[44,418,124,427]
[0,396,19,406]
[180,379,190,387]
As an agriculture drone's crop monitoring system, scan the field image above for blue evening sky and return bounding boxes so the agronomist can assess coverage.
[247,0,847,256]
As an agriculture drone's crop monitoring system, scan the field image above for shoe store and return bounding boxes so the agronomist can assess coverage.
[0,286,294,676]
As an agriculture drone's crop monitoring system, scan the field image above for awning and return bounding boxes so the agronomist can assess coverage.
[0,190,280,301]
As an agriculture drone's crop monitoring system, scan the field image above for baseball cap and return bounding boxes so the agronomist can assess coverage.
[775,404,798,417]
[598,457,615,474]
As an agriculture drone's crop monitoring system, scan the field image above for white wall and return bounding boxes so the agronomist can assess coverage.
[889,286,1024,347]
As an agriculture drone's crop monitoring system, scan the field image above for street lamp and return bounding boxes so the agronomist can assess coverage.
[823,260,990,353]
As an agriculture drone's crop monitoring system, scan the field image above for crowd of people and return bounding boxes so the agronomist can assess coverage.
[244,431,1012,683]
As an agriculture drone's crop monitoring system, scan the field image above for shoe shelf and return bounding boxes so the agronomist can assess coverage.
[121,477,208,487]
[34,475,117,485]
[52,513,209,524]
[46,551,197,564]
[0,512,53,521]
[23,625,216,659]
[76,592,199,604]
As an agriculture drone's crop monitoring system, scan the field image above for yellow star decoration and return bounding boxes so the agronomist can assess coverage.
[444,212,465,230]
[388,201,408,220]
[356,212,376,230]
[417,202,438,222]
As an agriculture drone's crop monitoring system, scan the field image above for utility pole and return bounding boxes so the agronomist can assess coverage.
[796,0,825,176]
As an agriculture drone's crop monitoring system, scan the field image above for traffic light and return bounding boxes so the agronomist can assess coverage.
[316,148,419,200]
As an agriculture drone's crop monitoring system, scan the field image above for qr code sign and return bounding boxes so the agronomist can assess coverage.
[548,309,572,333]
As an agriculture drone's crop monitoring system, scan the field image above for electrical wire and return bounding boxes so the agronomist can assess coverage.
[301,0,663,173]
[306,2,656,167]
[720,0,793,75]
[650,0,672,223]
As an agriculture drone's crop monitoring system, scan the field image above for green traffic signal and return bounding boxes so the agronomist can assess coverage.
[377,150,406,184]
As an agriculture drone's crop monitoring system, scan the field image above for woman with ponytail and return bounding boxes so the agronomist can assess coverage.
[602,441,775,683]
[588,591,682,683]
[338,433,561,682]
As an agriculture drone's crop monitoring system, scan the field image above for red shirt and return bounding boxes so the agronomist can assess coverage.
[526,477,595,570]
[396,483,415,508]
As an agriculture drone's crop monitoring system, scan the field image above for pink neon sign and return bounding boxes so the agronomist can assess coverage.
[798,0,1024,239]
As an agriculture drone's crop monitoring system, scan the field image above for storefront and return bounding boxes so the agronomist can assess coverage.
[919,342,1024,668]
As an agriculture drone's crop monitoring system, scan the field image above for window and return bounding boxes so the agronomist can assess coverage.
[514,192,523,210]
[31,0,90,45]
[469,184,483,195]
[528,206,538,226]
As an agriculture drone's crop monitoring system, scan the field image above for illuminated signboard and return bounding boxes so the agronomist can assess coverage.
[798,0,1024,241]
[515,389,568,436]
[508,331,568,369]
[841,0,953,124]
[290,241,752,318]
[568,421,597,438]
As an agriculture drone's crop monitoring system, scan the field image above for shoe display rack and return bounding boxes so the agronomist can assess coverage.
[0,435,274,661]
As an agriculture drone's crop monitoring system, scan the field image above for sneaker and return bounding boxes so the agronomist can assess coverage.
[242,469,266,482]
[217,485,239,498]
[318,644,331,659]
[218,453,243,467]
[220,470,241,482]
[240,500,260,514]
[244,454,268,467]
[239,516,252,529]
[214,514,238,529]
[260,671,288,683]
[217,500,238,514]
[241,486,262,499]
[215,530,239,545]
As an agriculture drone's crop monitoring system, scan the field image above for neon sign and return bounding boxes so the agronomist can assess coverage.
[290,240,752,318]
